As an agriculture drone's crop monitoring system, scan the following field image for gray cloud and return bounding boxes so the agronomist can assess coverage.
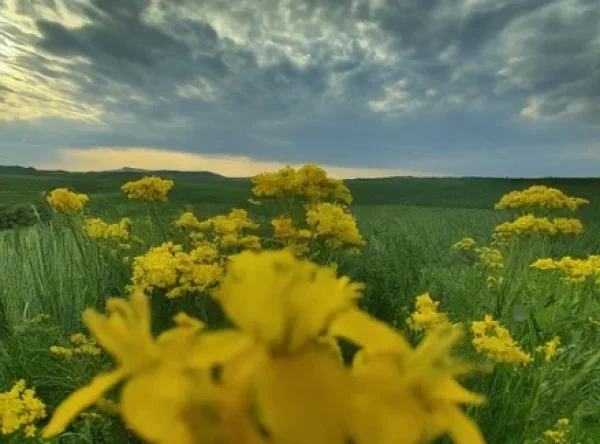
[0,0,599,176]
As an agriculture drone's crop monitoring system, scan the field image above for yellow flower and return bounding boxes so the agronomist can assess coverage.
[475,247,504,270]
[451,237,477,251]
[130,242,223,298]
[471,315,533,366]
[406,293,452,333]
[495,185,588,211]
[536,336,561,361]
[349,327,485,444]
[306,202,364,249]
[531,255,600,284]
[542,417,572,444]
[251,164,352,204]
[0,380,46,436]
[45,188,88,215]
[84,217,131,241]
[121,176,174,202]
[42,291,211,441]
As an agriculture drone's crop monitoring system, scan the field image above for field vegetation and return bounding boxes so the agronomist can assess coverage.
[0,165,598,443]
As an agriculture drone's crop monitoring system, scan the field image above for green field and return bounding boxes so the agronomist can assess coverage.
[0,167,599,443]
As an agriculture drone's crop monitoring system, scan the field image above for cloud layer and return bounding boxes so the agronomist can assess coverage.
[1,0,599,176]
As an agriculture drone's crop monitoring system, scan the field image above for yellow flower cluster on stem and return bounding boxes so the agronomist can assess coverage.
[494,185,588,211]
[494,215,584,239]
[121,176,174,202]
[45,188,89,215]
[50,333,102,358]
[531,255,600,284]
[271,216,313,256]
[83,217,132,249]
[305,202,364,249]
[175,209,261,251]
[536,336,561,362]
[543,418,571,444]
[471,315,533,366]
[43,250,485,444]
[130,241,224,299]
[406,293,452,333]
[251,164,352,203]
[0,380,46,438]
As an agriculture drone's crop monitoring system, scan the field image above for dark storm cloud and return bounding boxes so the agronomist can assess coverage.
[1,0,599,176]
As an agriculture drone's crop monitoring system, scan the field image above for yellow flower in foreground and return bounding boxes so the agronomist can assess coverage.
[45,188,88,215]
[407,293,452,333]
[471,315,533,366]
[536,336,561,361]
[45,250,484,444]
[121,176,174,202]
[43,291,232,443]
[350,327,485,444]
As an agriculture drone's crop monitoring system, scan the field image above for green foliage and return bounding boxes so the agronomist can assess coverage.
[0,204,50,231]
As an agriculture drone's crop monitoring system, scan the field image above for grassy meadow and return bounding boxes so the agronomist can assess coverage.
[0,166,599,443]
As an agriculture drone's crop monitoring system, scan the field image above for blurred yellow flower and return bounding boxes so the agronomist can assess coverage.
[45,188,88,215]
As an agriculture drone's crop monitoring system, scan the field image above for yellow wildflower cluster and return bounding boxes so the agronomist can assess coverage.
[471,315,533,366]
[407,293,452,333]
[0,380,46,438]
[451,237,477,251]
[494,215,584,239]
[531,255,600,284]
[543,418,571,444]
[251,164,352,203]
[305,202,364,249]
[50,332,102,358]
[474,247,504,270]
[45,188,89,215]
[271,216,313,256]
[43,250,485,444]
[175,209,261,251]
[130,241,223,298]
[494,185,588,211]
[121,176,174,202]
[84,217,131,242]
[536,336,561,362]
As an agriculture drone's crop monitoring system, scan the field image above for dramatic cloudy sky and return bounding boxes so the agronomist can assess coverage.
[1,0,599,177]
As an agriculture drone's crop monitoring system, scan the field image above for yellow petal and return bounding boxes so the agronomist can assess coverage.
[120,366,195,444]
[42,368,127,438]
[329,309,410,354]
[348,391,424,444]
[431,377,486,405]
[188,330,256,369]
[253,344,353,444]
[445,405,486,444]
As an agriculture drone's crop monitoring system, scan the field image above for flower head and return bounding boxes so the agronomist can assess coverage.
[45,188,88,215]
[121,176,174,202]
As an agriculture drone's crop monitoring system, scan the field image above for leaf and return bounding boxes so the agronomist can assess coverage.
[511,304,530,324]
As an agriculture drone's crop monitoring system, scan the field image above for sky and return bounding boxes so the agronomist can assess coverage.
[0,0,599,178]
